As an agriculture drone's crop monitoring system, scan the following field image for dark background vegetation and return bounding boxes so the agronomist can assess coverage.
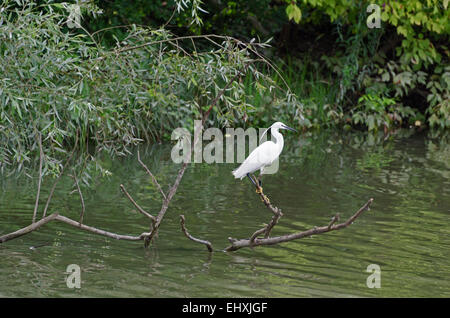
[87,0,449,130]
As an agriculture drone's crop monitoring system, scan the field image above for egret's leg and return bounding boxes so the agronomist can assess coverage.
[258,167,265,188]
[257,174,263,188]
[246,173,257,187]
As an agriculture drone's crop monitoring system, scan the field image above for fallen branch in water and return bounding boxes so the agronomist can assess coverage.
[225,198,374,252]
[0,212,150,243]
[1,213,59,243]
[0,148,161,245]
[180,215,213,252]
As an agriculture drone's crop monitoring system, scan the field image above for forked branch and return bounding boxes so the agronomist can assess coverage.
[225,198,374,252]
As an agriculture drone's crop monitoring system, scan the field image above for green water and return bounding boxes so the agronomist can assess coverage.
[1,130,449,297]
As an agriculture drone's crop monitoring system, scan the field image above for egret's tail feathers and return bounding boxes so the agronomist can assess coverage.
[232,165,246,180]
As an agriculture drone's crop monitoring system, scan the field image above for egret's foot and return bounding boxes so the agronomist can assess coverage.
[255,186,263,194]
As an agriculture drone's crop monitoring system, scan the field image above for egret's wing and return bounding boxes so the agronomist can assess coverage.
[245,141,276,166]
[232,142,276,179]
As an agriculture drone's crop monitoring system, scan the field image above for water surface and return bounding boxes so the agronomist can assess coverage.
[1,129,449,297]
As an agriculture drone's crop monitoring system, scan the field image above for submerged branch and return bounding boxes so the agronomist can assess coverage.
[53,215,149,241]
[0,212,151,244]
[1,213,59,243]
[225,198,374,252]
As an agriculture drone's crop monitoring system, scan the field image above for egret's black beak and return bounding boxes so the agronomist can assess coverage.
[282,125,297,132]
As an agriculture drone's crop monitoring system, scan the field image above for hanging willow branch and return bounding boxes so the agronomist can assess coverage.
[32,132,43,224]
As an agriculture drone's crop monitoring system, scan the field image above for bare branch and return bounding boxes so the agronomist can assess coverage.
[247,185,283,245]
[180,215,213,252]
[225,199,374,252]
[73,174,85,224]
[137,150,166,200]
[249,227,266,246]
[53,215,149,241]
[250,174,278,215]
[263,206,283,238]
[32,132,44,223]
[120,184,156,222]
[145,161,189,247]
[328,213,340,230]
[0,213,151,244]
[1,213,59,243]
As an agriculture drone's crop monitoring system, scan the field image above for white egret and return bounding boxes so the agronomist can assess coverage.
[232,121,296,192]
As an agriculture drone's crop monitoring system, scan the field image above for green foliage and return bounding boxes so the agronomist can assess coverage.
[283,0,449,130]
[286,1,302,24]
[1,0,448,181]
[81,0,450,130]
[0,0,300,177]
[352,93,416,131]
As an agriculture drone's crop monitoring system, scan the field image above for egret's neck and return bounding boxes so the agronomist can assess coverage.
[271,128,284,153]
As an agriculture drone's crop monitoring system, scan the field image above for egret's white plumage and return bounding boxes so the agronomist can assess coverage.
[232,122,296,180]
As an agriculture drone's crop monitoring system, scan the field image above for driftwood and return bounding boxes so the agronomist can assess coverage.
[178,173,373,252]
[0,152,189,246]
[225,196,373,252]
[0,212,150,244]
[222,174,373,251]
[0,146,373,251]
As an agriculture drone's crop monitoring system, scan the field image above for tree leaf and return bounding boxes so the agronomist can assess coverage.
[286,4,302,24]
